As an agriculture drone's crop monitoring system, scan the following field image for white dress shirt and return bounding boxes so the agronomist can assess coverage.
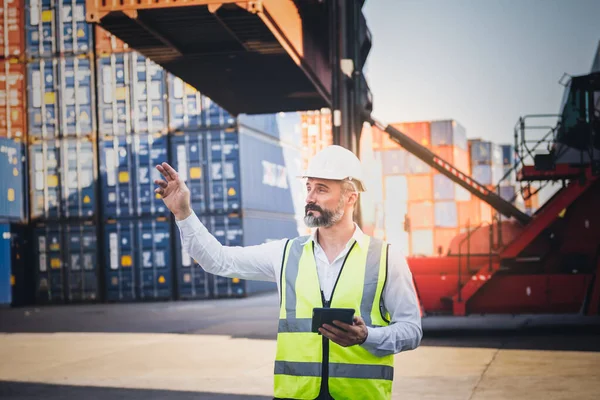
[176,212,423,357]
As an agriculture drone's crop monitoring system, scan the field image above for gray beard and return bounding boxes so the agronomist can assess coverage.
[304,203,345,228]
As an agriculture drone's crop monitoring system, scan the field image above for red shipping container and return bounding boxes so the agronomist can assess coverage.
[434,228,460,256]
[95,26,130,55]
[0,61,25,139]
[0,1,24,59]
[432,145,454,163]
[407,175,433,201]
[453,147,470,174]
[408,201,434,229]
[389,122,431,149]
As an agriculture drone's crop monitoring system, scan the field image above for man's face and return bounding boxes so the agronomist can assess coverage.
[304,178,346,228]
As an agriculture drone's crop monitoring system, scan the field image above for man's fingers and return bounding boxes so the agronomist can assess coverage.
[323,323,349,337]
[154,179,167,189]
[319,328,351,347]
[155,187,164,196]
[162,162,179,180]
[156,165,172,181]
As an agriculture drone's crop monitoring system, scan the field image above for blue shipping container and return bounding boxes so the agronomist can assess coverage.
[430,120,467,150]
[471,165,494,186]
[59,56,94,136]
[30,138,95,220]
[98,53,167,135]
[135,218,171,300]
[100,134,168,218]
[469,140,503,165]
[434,201,458,228]
[34,224,65,303]
[64,223,98,301]
[502,165,516,186]
[202,96,235,128]
[407,153,431,174]
[28,56,94,138]
[100,136,135,218]
[105,219,136,301]
[26,0,92,58]
[500,185,516,203]
[132,134,168,217]
[205,127,303,215]
[501,144,514,166]
[0,138,25,222]
[27,59,59,138]
[381,150,409,175]
[167,74,203,131]
[105,218,171,301]
[170,132,206,215]
[238,112,303,148]
[433,174,455,200]
[0,224,11,305]
[34,222,98,304]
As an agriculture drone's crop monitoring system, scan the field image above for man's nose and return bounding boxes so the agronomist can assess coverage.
[305,189,316,204]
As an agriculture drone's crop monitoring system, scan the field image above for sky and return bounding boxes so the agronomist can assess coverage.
[362,0,600,146]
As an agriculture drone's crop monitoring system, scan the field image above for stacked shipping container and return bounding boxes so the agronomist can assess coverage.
[0,0,27,304]
[26,0,101,304]
[374,120,471,256]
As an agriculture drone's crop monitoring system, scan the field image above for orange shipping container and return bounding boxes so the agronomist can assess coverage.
[408,201,434,229]
[0,1,24,59]
[434,228,460,256]
[389,122,431,149]
[457,200,472,228]
[407,175,433,201]
[0,61,25,139]
[95,26,130,55]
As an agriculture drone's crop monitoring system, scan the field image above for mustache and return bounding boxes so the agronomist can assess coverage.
[305,203,324,214]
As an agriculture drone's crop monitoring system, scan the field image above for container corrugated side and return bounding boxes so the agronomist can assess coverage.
[430,120,467,150]
[239,112,303,148]
[434,201,458,228]
[238,127,303,215]
[30,137,95,220]
[407,175,433,201]
[206,214,245,298]
[135,218,171,300]
[0,0,25,59]
[170,131,206,215]
[132,133,169,217]
[167,74,203,131]
[100,133,168,218]
[63,222,98,301]
[381,149,408,175]
[28,56,95,138]
[97,52,167,136]
[105,218,172,301]
[34,224,64,303]
[0,137,24,222]
[201,96,235,129]
[27,59,59,138]
[0,224,11,305]
[25,0,92,57]
[433,173,455,200]
[100,136,135,218]
[389,122,431,149]
[105,219,136,301]
[501,144,514,166]
[406,153,431,174]
[470,140,503,166]
[408,201,434,229]
[0,61,26,140]
[5,224,32,306]
[205,127,304,215]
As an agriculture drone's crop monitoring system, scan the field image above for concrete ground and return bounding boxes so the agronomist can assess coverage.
[1,292,600,399]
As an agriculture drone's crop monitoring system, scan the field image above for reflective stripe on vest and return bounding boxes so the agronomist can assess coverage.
[274,235,394,399]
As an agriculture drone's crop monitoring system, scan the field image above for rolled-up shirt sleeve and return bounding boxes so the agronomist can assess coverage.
[360,245,423,357]
[176,211,287,282]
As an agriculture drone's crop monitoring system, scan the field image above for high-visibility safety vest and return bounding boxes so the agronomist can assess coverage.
[274,235,394,399]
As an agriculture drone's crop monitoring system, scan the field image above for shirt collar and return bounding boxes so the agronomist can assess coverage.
[301,223,369,250]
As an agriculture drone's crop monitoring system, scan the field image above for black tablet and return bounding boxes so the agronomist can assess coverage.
[311,308,355,334]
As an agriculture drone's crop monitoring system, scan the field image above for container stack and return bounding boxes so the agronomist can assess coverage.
[26,0,100,304]
[300,109,333,170]
[0,0,27,306]
[373,120,471,256]
[96,27,174,303]
[168,76,305,298]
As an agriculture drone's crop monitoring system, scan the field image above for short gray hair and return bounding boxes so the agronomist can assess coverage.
[341,180,358,195]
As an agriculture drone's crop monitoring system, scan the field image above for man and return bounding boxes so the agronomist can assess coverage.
[154,145,422,399]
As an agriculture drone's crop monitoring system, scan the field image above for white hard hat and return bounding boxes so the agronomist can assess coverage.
[300,145,367,192]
